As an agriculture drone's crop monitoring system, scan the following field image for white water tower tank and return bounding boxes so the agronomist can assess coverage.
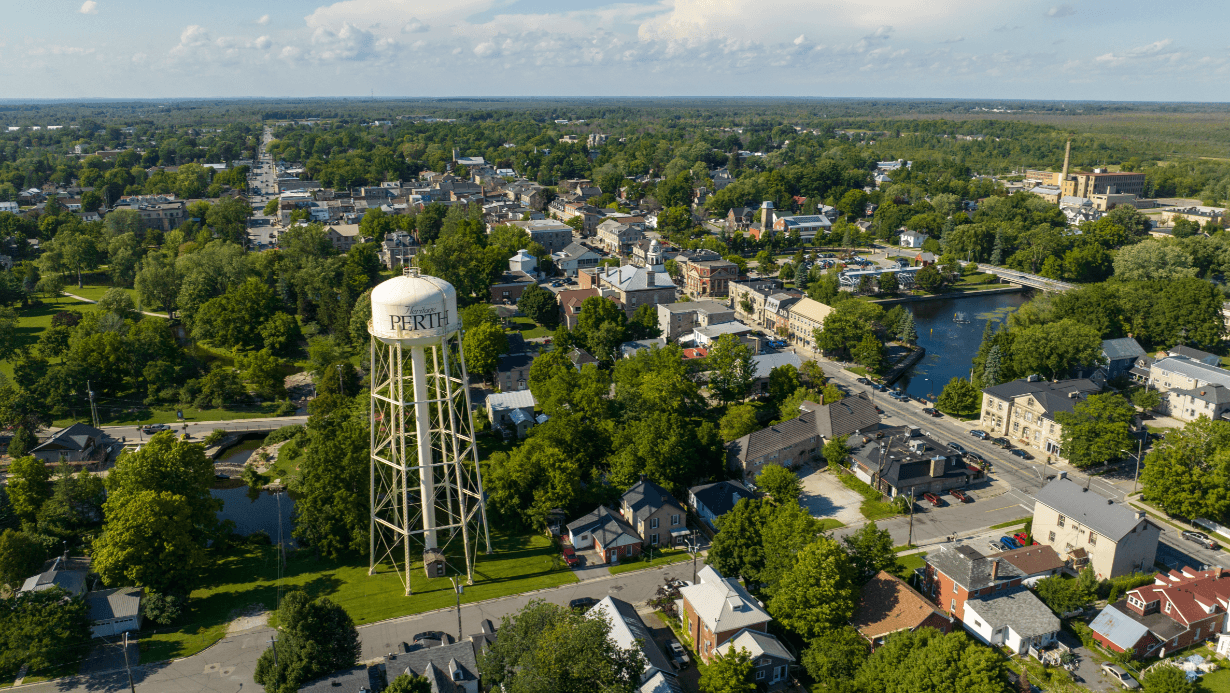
[369,269,458,346]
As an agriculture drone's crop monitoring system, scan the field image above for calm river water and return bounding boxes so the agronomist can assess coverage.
[895,291,1031,400]
[210,440,297,545]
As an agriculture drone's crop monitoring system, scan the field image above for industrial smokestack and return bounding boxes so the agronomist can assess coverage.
[761,200,774,235]
[1059,139,1071,201]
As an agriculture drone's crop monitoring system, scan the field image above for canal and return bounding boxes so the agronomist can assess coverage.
[895,291,1031,400]
[211,439,298,545]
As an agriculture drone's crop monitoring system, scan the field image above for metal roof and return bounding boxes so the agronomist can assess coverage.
[1154,356,1230,389]
[752,351,802,375]
[1034,478,1147,542]
[86,587,142,621]
[1090,603,1153,652]
[715,628,794,661]
[1102,337,1146,362]
[678,565,771,634]
[486,390,536,411]
[590,597,677,682]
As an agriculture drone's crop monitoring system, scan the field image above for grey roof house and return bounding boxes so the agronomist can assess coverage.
[87,587,143,638]
[689,480,754,532]
[620,479,689,547]
[727,394,880,480]
[567,506,643,564]
[962,587,1061,655]
[848,425,980,499]
[383,639,481,693]
[714,628,795,690]
[1100,337,1146,379]
[589,597,684,693]
[30,422,110,464]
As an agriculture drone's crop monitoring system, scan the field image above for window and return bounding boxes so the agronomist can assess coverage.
[953,581,958,593]
[760,658,771,666]
[650,517,659,529]
[756,671,765,680]
[1057,515,1066,528]
[651,533,659,545]
[671,514,680,526]
[951,599,956,611]
[1088,532,1097,546]
[1049,531,1056,543]
[1013,422,1019,433]
[1165,602,1171,613]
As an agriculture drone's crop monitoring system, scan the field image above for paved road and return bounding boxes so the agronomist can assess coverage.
[96,416,308,446]
[820,362,1229,570]
[19,563,688,693]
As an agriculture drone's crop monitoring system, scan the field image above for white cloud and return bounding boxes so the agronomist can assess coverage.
[310,22,379,61]
[256,14,270,25]
[403,17,429,33]
[474,41,497,57]
[1046,5,1076,18]
[179,25,211,47]
[940,37,964,44]
[79,1,98,14]
[255,35,273,50]
[794,34,806,46]
[132,52,146,63]
[1095,38,1173,66]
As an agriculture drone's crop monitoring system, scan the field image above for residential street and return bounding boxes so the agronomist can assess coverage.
[96,416,308,445]
[17,563,689,693]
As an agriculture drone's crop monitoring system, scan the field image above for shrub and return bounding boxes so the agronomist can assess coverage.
[143,591,186,625]
[203,429,228,446]
[274,400,298,417]
[263,424,305,446]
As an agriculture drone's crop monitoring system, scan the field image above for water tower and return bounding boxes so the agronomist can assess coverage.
[368,268,491,594]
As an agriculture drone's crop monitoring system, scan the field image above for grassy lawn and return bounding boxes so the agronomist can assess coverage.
[506,316,552,339]
[1200,666,1230,692]
[0,295,87,379]
[892,553,926,582]
[845,366,870,377]
[990,518,1029,530]
[52,401,292,428]
[834,471,902,522]
[1003,650,1085,693]
[64,283,142,305]
[817,518,846,532]
[608,548,693,576]
[140,529,576,663]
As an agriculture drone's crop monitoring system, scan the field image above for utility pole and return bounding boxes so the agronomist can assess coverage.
[907,489,916,547]
[268,635,278,669]
[87,380,100,428]
[448,577,464,642]
[122,632,136,693]
[337,364,344,396]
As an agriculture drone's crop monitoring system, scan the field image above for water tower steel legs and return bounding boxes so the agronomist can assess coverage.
[410,345,438,550]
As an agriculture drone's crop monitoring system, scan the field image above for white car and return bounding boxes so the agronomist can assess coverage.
[1101,664,1140,689]
[142,423,172,434]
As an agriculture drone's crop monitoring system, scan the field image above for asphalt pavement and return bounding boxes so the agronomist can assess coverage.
[100,416,308,446]
[17,562,690,693]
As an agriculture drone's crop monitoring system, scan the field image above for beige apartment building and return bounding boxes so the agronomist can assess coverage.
[785,297,833,352]
[1031,476,1159,578]
[979,378,1100,459]
[1061,170,1146,198]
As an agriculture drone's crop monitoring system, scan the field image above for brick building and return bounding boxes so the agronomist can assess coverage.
[920,544,1025,621]
[678,565,772,662]
[684,259,738,298]
[1090,567,1230,658]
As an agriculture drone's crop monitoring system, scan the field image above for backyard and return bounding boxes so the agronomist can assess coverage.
[138,529,576,663]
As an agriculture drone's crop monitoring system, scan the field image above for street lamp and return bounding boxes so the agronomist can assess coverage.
[1122,438,1145,495]
[448,577,464,642]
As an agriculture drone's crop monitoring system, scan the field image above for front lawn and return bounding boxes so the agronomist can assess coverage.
[52,401,291,428]
[892,553,926,582]
[140,529,576,663]
[506,316,552,339]
[817,518,846,532]
[608,547,694,575]
[835,471,902,521]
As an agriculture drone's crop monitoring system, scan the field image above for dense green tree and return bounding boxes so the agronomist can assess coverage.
[851,333,885,372]
[720,404,760,442]
[1140,418,1230,521]
[936,377,980,418]
[5,456,51,529]
[1132,387,1162,412]
[0,529,44,588]
[1010,319,1102,380]
[627,303,661,340]
[854,628,1010,693]
[708,498,772,584]
[0,306,18,361]
[1033,570,1095,615]
[1113,240,1196,281]
[518,283,559,327]
[699,647,756,693]
[842,522,899,581]
[463,321,509,383]
[253,590,360,693]
[1055,393,1135,468]
[0,588,91,678]
[239,349,288,400]
[757,464,801,504]
[6,426,36,459]
[292,408,370,559]
[385,673,433,693]
[36,462,105,540]
[898,310,917,344]
[477,599,645,693]
[768,537,858,638]
[92,489,206,594]
[1141,665,1196,693]
[484,436,582,529]
[914,264,945,293]
[193,364,248,408]
[761,502,828,588]
[133,251,182,317]
[574,296,628,362]
[707,334,757,405]
[767,364,801,404]
[802,626,869,688]
[824,438,851,471]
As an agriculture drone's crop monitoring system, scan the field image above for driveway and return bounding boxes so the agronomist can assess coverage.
[798,466,866,527]
[571,549,611,579]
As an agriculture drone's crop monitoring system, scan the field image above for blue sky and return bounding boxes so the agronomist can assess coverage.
[3,0,1227,100]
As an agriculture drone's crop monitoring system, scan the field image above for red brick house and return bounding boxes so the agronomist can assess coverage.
[920,543,1025,622]
[1090,567,1230,659]
[678,565,772,662]
[851,571,953,649]
[565,506,642,564]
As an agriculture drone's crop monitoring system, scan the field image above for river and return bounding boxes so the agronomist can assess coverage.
[210,439,298,545]
[894,291,1031,400]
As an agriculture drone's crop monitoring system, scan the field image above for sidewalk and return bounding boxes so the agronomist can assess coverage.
[62,292,169,319]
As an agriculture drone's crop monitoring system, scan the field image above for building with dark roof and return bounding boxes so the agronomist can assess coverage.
[619,479,688,548]
[567,506,643,564]
[1031,475,1159,578]
[1101,337,1146,379]
[383,638,481,693]
[496,352,534,392]
[20,560,87,596]
[726,394,881,480]
[689,480,754,532]
[589,597,684,693]
[714,628,795,690]
[921,543,1025,623]
[993,544,1066,580]
[86,587,143,638]
[30,422,110,464]
[1167,345,1221,366]
[848,425,981,499]
[298,665,381,693]
[978,377,1101,460]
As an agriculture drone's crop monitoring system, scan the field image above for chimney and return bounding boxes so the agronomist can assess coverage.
[1136,511,1146,520]
[1058,471,1067,480]
[930,455,946,478]
[1059,139,1071,200]
[991,559,1000,581]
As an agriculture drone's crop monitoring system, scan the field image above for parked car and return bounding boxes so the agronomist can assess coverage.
[1010,449,1034,460]
[969,429,989,439]
[1101,664,1140,690]
[947,442,967,454]
[923,492,944,507]
[921,407,942,417]
[569,597,599,610]
[856,377,871,385]
[965,451,985,463]
[1182,530,1220,550]
[999,536,1020,551]
[562,545,580,567]
[667,640,690,667]
[989,542,1005,554]
[950,489,970,503]
[142,423,172,434]
[1013,531,1030,545]
[991,437,1012,449]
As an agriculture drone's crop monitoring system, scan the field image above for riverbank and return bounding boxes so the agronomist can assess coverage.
[872,285,1025,306]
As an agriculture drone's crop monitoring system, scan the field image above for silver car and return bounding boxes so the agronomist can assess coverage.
[1101,664,1140,689]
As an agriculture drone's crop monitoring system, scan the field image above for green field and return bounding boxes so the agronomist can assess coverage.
[893,552,926,582]
[835,471,902,521]
[140,529,577,663]
[506,316,552,339]
[0,294,90,379]
[52,402,291,429]
[608,548,694,576]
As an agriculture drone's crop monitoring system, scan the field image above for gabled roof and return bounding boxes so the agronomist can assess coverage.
[497,352,534,373]
[1151,356,1230,389]
[1033,478,1148,542]
[851,571,947,640]
[980,378,1100,417]
[1169,345,1219,364]
[590,597,676,681]
[1090,603,1154,652]
[807,393,881,439]
[1125,568,1230,628]
[567,506,641,548]
[20,567,87,596]
[689,480,753,518]
[487,389,535,411]
[33,422,104,453]
[678,565,771,633]
[715,628,794,661]
[925,543,1023,592]
[727,412,819,464]
[1170,385,1230,405]
[993,544,1066,577]
[965,587,1060,638]
[622,479,685,524]
[1102,337,1146,362]
[555,242,600,261]
[751,351,802,376]
[384,640,480,693]
[599,264,676,292]
[298,665,381,693]
[86,587,142,621]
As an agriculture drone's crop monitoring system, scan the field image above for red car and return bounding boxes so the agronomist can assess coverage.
[950,489,970,503]
[1013,532,1030,546]
[923,492,944,507]
[561,545,579,567]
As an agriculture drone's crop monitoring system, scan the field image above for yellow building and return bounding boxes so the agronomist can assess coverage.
[979,377,1100,459]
